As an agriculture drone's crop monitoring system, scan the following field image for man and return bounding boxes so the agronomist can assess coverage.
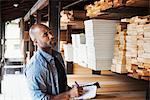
[24,24,82,100]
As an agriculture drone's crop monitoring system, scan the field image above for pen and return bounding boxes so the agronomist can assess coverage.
[81,82,100,88]
[75,81,80,87]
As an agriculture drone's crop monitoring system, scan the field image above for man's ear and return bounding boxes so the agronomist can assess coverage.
[33,39,37,45]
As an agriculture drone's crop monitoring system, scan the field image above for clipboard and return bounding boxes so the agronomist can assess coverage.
[74,85,97,100]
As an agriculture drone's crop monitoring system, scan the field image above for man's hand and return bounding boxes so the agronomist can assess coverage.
[69,86,83,98]
[50,86,83,100]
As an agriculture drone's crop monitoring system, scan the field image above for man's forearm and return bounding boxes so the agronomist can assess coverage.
[43,86,79,100]
[49,91,70,100]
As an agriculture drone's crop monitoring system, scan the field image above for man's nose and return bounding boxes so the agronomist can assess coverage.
[49,34,54,39]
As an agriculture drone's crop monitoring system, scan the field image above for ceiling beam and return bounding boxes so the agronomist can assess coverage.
[24,0,48,21]
[62,0,84,10]
[93,12,149,20]
[101,6,149,14]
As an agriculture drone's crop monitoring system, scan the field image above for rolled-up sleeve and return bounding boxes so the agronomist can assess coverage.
[25,62,51,100]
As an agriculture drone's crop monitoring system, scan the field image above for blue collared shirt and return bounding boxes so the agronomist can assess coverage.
[24,49,60,100]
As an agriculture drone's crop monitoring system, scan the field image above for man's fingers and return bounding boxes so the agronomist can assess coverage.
[69,86,84,97]
[77,87,84,96]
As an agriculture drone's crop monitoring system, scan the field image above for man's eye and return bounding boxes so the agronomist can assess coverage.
[43,32,48,36]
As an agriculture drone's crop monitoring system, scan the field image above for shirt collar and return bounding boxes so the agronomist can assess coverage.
[37,48,54,62]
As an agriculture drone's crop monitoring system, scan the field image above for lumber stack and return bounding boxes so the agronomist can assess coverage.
[71,34,87,67]
[126,22,138,73]
[124,16,150,80]
[63,44,73,62]
[84,19,118,70]
[111,23,128,73]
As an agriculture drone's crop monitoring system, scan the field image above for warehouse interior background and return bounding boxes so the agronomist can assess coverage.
[0,0,150,100]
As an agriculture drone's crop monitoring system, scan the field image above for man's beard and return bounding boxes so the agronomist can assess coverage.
[46,40,56,48]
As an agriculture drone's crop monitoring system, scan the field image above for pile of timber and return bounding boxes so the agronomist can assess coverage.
[71,34,87,67]
[125,16,150,80]
[111,23,128,73]
[112,16,150,80]
[84,19,118,70]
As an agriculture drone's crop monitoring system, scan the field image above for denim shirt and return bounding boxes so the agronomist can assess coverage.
[24,49,63,100]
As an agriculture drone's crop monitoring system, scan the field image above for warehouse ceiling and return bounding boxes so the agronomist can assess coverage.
[0,0,95,21]
[0,0,150,21]
[0,0,38,21]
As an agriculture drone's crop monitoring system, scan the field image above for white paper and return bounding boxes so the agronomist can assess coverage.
[74,86,97,100]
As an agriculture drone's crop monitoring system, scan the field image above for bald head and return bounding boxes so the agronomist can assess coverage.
[29,24,51,41]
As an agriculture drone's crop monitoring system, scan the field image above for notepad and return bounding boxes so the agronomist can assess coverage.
[74,85,97,100]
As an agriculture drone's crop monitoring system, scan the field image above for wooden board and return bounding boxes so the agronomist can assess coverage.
[137,57,150,63]
[136,69,150,77]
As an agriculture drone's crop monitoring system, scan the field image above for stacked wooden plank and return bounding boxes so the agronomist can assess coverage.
[137,23,150,80]
[84,19,118,70]
[126,23,138,73]
[63,44,73,62]
[78,44,88,67]
[124,16,150,80]
[111,23,128,73]
[71,34,87,67]
[71,34,78,63]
